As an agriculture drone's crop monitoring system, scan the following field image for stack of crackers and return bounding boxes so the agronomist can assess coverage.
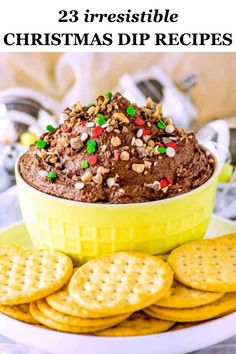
[0,234,235,336]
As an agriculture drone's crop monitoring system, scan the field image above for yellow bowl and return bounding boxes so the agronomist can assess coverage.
[16,152,218,264]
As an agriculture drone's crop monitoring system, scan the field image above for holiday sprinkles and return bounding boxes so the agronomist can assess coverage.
[19,92,214,204]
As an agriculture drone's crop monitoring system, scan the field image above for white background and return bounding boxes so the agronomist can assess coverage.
[0,0,235,51]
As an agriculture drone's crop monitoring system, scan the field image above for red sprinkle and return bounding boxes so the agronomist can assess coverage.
[167,141,177,149]
[114,150,120,161]
[156,142,164,147]
[70,133,78,138]
[92,126,103,138]
[63,126,72,133]
[81,121,87,126]
[142,129,151,136]
[166,177,173,185]
[135,118,145,126]
[50,140,57,147]
[160,179,168,189]
[67,172,74,179]
[88,155,97,166]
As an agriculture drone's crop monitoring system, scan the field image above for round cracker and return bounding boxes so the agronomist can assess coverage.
[217,233,236,241]
[46,286,111,318]
[0,245,24,258]
[37,298,130,327]
[68,252,173,316]
[168,238,236,292]
[0,249,73,305]
[155,280,224,308]
[94,312,175,336]
[170,322,200,331]
[0,303,37,324]
[156,254,169,262]
[29,302,128,333]
[143,293,236,322]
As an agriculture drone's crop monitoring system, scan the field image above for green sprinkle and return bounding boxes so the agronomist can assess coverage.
[96,113,106,126]
[157,120,166,129]
[105,91,113,101]
[82,160,89,169]
[36,140,47,149]
[46,124,55,133]
[47,172,57,179]
[126,106,136,116]
[158,147,166,154]
[87,139,97,146]
[87,102,94,108]
[86,139,97,154]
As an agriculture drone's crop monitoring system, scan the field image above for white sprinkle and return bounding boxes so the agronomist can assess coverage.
[136,129,143,138]
[75,182,85,190]
[38,170,48,178]
[86,122,95,128]
[107,178,116,188]
[131,137,136,146]
[166,147,176,157]
[59,113,69,122]
[153,181,161,191]
[146,181,161,192]
[165,125,175,134]
[135,139,143,147]
[81,132,88,141]
[101,123,109,129]
[106,126,114,133]
[169,137,178,141]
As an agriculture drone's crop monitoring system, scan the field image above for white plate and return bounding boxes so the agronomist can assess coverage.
[0,215,235,354]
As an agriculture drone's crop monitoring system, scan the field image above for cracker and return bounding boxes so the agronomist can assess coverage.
[94,312,175,336]
[69,252,173,315]
[0,245,24,258]
[155,280,224,308]
[217,233,236,241]
[37,298,130,327]
[0,303,37,324]
[143,293,236,322]
[46,286,111,318]
[30,302,128,333]
[168,238,236,292]
[0,249,73,305]
[156,254,169,262]
[171,322,200,331]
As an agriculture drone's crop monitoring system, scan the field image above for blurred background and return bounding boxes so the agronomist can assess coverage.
[0,52,236,226]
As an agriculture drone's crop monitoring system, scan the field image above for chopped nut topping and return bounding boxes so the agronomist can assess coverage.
[87,106,96,115]
[144,160,152,169]
[97,166,110,175]
[147,140,155,148]
[101,144,108,152]
[145,97,154,107]
[122,126,129,134]
[113,112,129,124]
[81,171,93,183]
[70,137,83,150]
[135,139,143,147]
[120,151,130,161]
[132,163,145,174]
[111,136,121,147]
[92,173,103,184]
[94,106,100,116]
[107,177,117,188]
[49,157,58,164]
[57,137,69,148]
